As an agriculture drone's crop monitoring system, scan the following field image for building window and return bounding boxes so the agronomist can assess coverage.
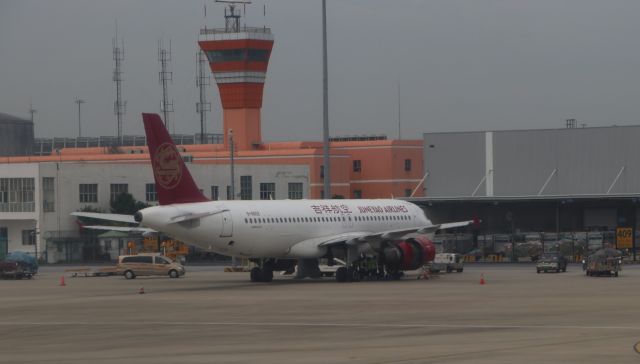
[226,185,232,200]
[205,48,270,63]
[288,183,303,199]
[260,183,276,200]
[404,159,412,171]
[211,186,219,201]
[353,190,362,199]
[42,177,55,212]
[145,183,157,202]
[22,229,35,245]
[353,160,362,172]
[240,176,252,200]
[405,189,413,197]
[79,184,98,203]
[0,178,35,213]
[110,183,128,202]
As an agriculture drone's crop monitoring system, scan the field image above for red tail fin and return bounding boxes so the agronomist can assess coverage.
[142,113,209,205]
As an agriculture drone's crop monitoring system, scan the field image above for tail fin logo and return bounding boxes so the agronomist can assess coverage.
[152,142,183,189]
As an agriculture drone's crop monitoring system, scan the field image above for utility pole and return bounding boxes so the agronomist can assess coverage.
[75,98,85,138]
[321,0,331,199]
[196,50,211,144]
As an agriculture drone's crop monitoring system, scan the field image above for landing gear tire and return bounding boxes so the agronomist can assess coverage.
[261,268,274,282]
[347,267,360,282]
[336,267,348,282]
[250,267,262,282]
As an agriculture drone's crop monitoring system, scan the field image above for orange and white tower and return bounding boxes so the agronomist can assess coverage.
[199,3,274,150]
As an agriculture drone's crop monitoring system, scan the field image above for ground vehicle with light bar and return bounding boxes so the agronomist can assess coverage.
[585,249,621,277]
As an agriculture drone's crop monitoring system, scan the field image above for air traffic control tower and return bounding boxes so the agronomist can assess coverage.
[199,3,274,150]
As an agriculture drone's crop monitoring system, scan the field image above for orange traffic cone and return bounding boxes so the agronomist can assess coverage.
[479,273,486,285]
[59,276,66,286]
[138,287,145,294]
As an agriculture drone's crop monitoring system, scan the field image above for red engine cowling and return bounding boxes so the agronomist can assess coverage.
[382,236,435,271]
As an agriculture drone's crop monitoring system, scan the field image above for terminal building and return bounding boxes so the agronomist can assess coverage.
[0,5,422,262]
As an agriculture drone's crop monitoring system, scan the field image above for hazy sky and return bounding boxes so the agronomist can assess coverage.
[2,0,640,141]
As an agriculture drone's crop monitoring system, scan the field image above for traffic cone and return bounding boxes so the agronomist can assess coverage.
[479,273,486,285]
[59,276,66,286]
[138,287,145,294]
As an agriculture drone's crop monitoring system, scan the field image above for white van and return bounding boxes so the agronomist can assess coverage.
[117,254,186,279]
[430,253,464,273]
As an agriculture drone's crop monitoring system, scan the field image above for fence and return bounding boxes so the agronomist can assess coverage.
[434,231,625,263]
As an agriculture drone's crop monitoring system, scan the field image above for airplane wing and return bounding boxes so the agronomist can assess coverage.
[81,225,157,234]
[318,220,475,248]
[287,220,476,258]
[71,212,137,224]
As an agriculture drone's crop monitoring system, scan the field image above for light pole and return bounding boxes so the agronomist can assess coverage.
[229,129,236,267]
[229,129,235,201]
[75,98,85,138]
[321,0,330,199]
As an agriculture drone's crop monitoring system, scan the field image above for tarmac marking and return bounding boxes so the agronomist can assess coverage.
[0,322,639,331]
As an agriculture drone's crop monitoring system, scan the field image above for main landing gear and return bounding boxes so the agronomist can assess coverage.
[250,260,274,282]
[250,266,273,282]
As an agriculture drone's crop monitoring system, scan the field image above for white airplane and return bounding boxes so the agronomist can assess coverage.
[73,113,473,282]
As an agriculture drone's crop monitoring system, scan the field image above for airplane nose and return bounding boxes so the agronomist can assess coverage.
[134,211,143,223]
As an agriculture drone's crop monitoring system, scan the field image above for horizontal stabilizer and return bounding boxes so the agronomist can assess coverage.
[71,212,137,224]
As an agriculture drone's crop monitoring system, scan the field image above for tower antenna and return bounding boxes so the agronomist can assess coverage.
[215,0,252,32]
[113,21,126,145]
[158,39,174,132]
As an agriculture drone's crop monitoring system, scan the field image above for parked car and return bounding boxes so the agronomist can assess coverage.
[536,253,568,273]
[283,258,346,277]
[117,254,185,279]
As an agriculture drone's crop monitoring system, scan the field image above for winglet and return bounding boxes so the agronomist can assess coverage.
[142,113,208,205]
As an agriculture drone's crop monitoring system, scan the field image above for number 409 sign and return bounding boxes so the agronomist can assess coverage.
[616,227,633,249]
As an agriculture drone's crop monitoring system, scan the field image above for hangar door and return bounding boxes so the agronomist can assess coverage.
[583,209,616,230]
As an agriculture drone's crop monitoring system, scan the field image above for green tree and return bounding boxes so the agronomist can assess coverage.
[110,192,149,215]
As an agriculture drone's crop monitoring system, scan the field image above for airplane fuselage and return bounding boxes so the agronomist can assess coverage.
[138,199,430,259]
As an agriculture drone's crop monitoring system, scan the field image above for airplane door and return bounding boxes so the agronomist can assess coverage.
[220,211,233,237]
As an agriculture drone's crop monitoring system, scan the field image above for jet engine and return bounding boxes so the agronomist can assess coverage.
[382,236,435,271]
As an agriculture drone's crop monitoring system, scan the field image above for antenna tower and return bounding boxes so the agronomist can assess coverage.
[29,103,36,123]
[113,26,126,145]
[215,0,252,32]
[196,50,211,144]
[158,40,174,130]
